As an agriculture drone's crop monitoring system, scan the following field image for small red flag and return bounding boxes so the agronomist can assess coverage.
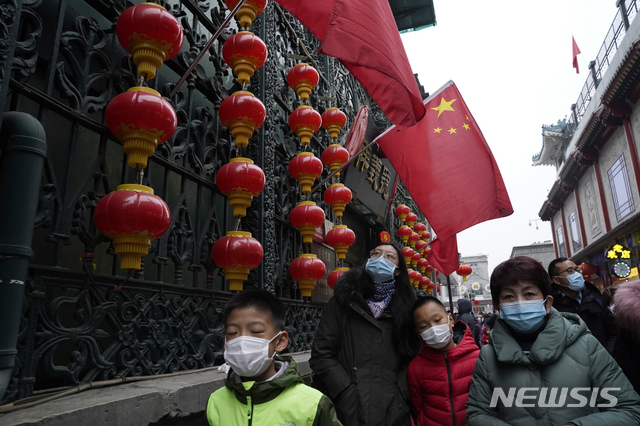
[572,36,581,74]
[274,0,425,128]
[427,236,459,276]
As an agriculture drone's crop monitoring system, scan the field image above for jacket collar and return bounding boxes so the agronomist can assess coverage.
[225,355,302,404]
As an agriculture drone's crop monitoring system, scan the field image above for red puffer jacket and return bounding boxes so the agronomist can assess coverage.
[408,321,480,426]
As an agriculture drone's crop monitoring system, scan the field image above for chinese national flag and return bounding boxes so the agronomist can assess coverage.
[377,81,513,274]
[572,36,581,74]
[274,0,425,128]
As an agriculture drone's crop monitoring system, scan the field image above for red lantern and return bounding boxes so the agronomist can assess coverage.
[211,231,264,291]
[425,264,434,274]
[408,269,417,284]
[116,3,184,79]
[405,212,418,228]
[222,31,268,85]
[423,247,432,259]
[287,63,319,101]
[417,258,429,273]
[427,280,436,290]
[436,285,441,292]
[419,276,430,290]
[216,157,265,217]
[290,254,326,297]
[219,91,266,147]
[411,252,421,268]
[402,247,414,265]
[321,108,347,140]
[414,272,423,288]
[579,263,597,278]
[289,152,323,193]
[434,268,439,276]
[328,267,349,289]
[379,231,391,243]
[321,144,350,175]
[421,231,431,242]
[289,106,322,146]
[95,184,171,270]
[326,225,356,260]
[323,183,352,217]
[415,240,428,254]
[457,264,473,282]
[408,232,420,248]
[473,300,480,306]
[225,0,268,29]
[290,201,325,244]
[394,204,410,221]
[105,87,177,168]
[413,222,426,233]
[397,225,412,243]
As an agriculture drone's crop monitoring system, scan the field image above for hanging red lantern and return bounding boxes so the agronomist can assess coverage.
[408,232,420,248]
[379,231,391,243]
[415,240,428,254]
[290,201,325,244]
[289,106,322,146]
[321,144,350,175]
[219,91,266,147]
[417,258,429,273]
[222,31,268,85]
[328,267,349,289]
[421,231,431,242]
[394,204,410,221]
[225,0,268,29]
[323,183,352,217]
[420,277,431,291]
[401,247,414,265]
[411,252,421,268]
[321,108,347,140]
[116,3,184,79]
[434,268,439,276]
[457,264,473,282]
[288,152,323,193]
[436,285,441,292]
[94,184,171,270]
[287,63,319,101]
[397,225,412,243]
[427,280,436,290]
[105,87,177,169]
[579,263,598,277]
[414,272,423,288]
[408,269,417,285]
[425,264,434,274]
[326,225,356,260]
[413,222,426,233]
[290,254,326,297]
[405,212,418,228]
[423,247,432,259]
[216,157,265,217]
[211,231,264,291]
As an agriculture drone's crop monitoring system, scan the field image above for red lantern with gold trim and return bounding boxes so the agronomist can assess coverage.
[395,204,410,221]
[216,157,265,217]
[413,222,426,234]
[405,212,418,228]
[408,269,417,285]
[425,264,434,274]
[397,225,412,243]
[408,232,420,248]
[420,277,431,291]
[219,91,266,147]
[321,108,347,140]
[287,63,319,101]
[211,231,264,291]
[289,152,323,193]
[415,240,427,254]
[457,264,473,282]
[290,254,326,297]
[414,272,423,288]
[222,31,268,85]
[225,0,268,29]
[579,263,597,278]
[323,183,352,217]
[401,247,414,265]
[328,267,349,289]
[427,280,436,290]
[423,247,432,259]
[436,285,441,292]
[289,106,322,146]
[326,225,356,259]
[290,201,325,244]
[321,144,350,175]
[421,231,431,242]
[95,184,171,270]
[106,86,177,169]
[116,3,184,79]
[411,252,421,268]
[417,258,429,273]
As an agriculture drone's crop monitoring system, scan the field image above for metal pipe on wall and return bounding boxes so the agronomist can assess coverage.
[0,112,47,400]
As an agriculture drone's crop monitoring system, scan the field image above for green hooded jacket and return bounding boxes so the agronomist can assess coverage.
[206,355,342,426]
[466,308,640,426]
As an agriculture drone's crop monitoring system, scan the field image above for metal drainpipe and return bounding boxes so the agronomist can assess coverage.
[0,112,47,401]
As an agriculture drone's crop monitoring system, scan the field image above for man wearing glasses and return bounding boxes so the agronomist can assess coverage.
[548,257,617,352]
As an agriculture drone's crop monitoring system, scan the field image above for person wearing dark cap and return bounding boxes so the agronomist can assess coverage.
[456,298,480,347]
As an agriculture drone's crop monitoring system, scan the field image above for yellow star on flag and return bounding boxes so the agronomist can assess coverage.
[434,127,442,133]
[463,123,470,130]
[432,97,457,117]
[466,115,470,121]
[448,127,457,134]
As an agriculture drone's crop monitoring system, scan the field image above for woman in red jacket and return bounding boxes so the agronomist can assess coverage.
[408,296,480,426]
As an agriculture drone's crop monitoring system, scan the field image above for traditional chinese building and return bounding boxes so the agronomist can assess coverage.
[533,1,640,289]
[509,241,555,270]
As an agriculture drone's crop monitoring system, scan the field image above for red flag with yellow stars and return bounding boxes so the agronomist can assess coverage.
[377,81,513,273]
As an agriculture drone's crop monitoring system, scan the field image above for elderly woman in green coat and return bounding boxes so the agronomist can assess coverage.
[466,256,640,426]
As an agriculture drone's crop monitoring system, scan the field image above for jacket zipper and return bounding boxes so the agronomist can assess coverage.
[246,395,253,426]
[444,353,456,426]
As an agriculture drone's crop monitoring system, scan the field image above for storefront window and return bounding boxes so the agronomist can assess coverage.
[608,155,635,221]
[556,225,567,257]
[569,210,582,252]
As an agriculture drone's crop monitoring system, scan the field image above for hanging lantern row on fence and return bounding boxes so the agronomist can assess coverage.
[287,63,319,102]
[225,0,268,29]
[290,201,325,244]
[212,231,264,291]
[290,254,326,297]
[222,31,268,85]
[219,91,267,148]
[216,157,266,217]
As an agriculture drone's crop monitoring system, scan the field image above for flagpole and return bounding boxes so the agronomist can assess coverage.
[446,274,454,314]
[169,0,248,98]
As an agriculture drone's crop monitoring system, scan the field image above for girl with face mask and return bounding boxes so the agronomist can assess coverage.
[408,296,480,426]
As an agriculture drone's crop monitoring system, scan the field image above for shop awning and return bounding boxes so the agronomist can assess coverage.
[390,0,437,33]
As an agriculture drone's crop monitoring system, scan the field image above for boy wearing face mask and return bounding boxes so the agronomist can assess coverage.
[466,256,640,426]
[407,296,480,426]
[548,257,617,353]
[206,289,342,426]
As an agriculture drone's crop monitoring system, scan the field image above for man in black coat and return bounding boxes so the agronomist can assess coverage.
[548,257,617,352]
[455,298,480,348]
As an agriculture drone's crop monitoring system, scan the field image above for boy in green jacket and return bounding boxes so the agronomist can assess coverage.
[206,289,342,426]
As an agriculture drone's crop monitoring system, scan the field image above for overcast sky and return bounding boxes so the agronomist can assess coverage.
[400,0,620,275]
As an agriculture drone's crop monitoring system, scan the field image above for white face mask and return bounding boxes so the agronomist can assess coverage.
[420,317,452,349]
[224,331,282,378]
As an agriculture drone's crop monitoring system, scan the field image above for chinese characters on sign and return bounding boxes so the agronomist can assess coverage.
[355,146,391,200]
[606,244,631,260]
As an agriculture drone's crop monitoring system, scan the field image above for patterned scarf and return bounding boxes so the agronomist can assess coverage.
[367,280,396,318]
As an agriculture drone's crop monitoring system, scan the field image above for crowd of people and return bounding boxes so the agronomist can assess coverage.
[205,243,640,426]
